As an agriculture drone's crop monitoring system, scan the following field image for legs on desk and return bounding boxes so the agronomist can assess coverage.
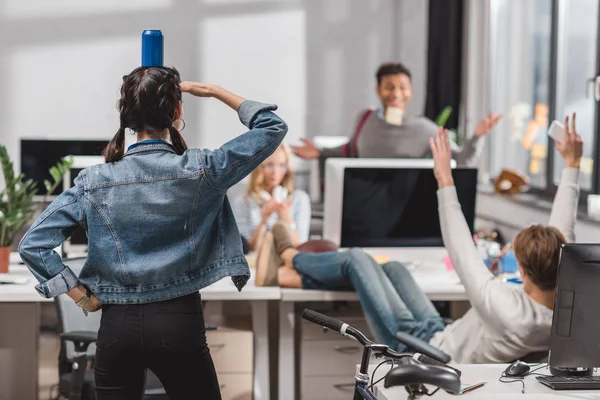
[293,250,445,350]
[0,303,40,400]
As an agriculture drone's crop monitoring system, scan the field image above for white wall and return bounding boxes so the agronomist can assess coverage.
[0,0,429,191]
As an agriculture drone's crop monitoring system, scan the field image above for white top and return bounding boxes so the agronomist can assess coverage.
[232,189,312,243]
[429,168,580,363]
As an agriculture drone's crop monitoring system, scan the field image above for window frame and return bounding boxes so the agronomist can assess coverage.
[486,0,600,198]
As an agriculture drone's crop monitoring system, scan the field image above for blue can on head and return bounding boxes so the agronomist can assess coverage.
[141,30,164,67]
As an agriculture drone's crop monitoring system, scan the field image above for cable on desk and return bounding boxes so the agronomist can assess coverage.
[498,374,525,393]
[368,359,395,390]
[498,363,549,393]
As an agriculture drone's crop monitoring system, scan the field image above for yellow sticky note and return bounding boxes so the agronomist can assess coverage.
[581,157,594,175]
[373,255,391,264]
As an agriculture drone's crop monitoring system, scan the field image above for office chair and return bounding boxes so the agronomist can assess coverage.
[52,258,168,400]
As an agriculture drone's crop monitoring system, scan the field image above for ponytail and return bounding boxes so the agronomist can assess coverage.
[103,127,126,163]
[169,126,188,155]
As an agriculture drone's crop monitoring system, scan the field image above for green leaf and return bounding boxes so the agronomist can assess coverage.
[49,166,61,183]
[435,106,453,128]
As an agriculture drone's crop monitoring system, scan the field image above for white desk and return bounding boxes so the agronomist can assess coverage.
[278,247,468,400]
[1,262,280,400]
[372,364,600,399]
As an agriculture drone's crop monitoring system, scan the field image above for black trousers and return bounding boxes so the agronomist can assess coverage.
[94,292,221,400]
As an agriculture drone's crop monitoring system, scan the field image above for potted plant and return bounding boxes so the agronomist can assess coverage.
[0,145,72,273]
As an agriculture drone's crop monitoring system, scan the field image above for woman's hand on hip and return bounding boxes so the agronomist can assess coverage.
[84,295,102,313]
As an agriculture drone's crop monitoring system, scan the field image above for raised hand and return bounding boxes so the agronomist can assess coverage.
[474,113,503,137]
[261,199,278,224]
[290,138,320,160]
[429,127,454,188]
[181,82,246,111]
[555,112,583,169]
[276,201,293,224]
[180,82,215,97]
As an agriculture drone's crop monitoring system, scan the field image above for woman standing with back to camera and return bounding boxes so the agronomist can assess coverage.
[18,66,288,399]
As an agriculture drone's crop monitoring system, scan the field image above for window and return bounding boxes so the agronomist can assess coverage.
[488,0,600,194]
[552,0,599,190]
[488,0,552,189]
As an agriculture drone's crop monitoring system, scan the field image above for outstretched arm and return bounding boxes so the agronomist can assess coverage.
[431,128,516,330]
[548,113,582,243]
[450,113,502,167]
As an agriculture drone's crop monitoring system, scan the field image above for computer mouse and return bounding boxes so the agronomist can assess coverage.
[504,360,530,377]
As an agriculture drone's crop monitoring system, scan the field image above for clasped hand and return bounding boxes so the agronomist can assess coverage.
[261,198,293,224]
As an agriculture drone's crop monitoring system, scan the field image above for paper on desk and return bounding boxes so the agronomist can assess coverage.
[0,276,30,284]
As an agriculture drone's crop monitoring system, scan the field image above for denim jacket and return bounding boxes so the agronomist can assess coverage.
[19,100,288,303]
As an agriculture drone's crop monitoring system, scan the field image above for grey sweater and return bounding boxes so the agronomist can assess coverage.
[429,168,580,363]
[320,109,484,167]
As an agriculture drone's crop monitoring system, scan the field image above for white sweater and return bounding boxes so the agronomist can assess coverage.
[429,168,580,363]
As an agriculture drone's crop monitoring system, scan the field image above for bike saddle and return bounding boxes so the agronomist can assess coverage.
[384,358,461,395]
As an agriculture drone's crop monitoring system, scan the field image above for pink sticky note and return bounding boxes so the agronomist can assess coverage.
[443,255,455,271]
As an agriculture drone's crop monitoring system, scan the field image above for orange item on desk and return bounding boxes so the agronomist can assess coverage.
[373,255,391,264]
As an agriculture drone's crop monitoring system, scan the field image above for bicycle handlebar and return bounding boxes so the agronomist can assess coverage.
[394,331,452,364]
[302,308,462,395]
[302,308,345,335]
[302,309,452,364]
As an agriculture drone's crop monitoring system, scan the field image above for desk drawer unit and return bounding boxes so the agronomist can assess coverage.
[302,339,370,376]
[207,326,253,400]
[301,376,360,400]
[301,314,374,399]
[218,374,253,400]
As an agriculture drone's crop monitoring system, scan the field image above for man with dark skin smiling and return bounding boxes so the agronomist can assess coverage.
[291,62,502,167]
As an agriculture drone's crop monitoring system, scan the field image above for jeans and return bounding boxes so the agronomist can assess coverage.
[293,249,446,351]
[94,292,221,400]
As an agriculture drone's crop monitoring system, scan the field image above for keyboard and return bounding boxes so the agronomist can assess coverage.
[536,375,600,390]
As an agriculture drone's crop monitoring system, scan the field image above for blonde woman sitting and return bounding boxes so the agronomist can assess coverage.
[233,144,311,253]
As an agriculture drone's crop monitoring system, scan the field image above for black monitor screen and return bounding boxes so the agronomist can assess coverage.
[21,140,108,195]
[549,244,600,369]
[340,168,478,247]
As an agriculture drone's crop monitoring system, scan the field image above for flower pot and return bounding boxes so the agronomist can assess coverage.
[0,246,10,274]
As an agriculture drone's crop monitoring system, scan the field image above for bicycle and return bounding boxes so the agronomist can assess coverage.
[302,308,462,400]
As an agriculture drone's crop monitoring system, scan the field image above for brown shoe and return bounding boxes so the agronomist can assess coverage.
[255,231,283,286]
[271,222,295,254]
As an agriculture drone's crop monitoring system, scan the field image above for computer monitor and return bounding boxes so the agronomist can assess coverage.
[548,244,600,370]
[20,139,108,196]
[323,158,477,247]
[309,136,350,202]
[62,156,104,256]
